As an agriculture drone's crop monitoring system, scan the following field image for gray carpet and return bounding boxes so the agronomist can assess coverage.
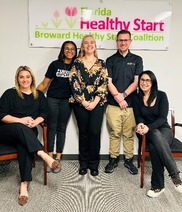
[0,159,182,212]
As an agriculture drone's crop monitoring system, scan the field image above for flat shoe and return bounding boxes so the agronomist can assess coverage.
[18,196,28,206]
[52,159,61,173]
[51,160,60,170]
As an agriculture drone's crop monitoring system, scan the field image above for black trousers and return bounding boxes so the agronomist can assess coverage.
[0,123,43,182]
[47,97,72,153]
[73,104,105,170]
[147,128,179,189]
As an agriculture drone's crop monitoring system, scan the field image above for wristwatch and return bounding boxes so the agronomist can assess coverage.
[123,91,128,98]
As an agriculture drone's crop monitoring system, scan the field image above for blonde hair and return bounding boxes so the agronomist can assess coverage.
[15,66,39,99]
[78,35,98,58]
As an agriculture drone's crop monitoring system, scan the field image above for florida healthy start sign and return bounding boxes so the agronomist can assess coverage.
[29,0,172,50]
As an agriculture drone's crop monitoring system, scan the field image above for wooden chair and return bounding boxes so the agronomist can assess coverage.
[137,110,182,188]
[0,122,48,185]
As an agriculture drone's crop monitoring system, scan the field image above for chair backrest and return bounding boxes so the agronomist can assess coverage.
[168,110,182,153]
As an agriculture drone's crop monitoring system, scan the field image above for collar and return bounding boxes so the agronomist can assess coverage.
[116,50,131,58]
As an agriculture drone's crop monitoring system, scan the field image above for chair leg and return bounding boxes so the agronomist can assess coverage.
[138,144,141,168]
[43,161,47,185]
[42,123,48,185]
[140,154,145,188]
[140,135,147,188]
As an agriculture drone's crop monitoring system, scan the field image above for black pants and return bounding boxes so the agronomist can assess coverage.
[47,97,72,153]
[0,123,43,182]
[147,128,179,189]
[73,104,105,170]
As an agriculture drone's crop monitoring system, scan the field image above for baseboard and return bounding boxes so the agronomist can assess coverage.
[60,154,139,160]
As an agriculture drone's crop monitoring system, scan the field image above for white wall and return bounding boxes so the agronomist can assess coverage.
[1,0,182,155]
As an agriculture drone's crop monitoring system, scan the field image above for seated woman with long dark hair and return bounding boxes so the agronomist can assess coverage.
[133,70,182,198]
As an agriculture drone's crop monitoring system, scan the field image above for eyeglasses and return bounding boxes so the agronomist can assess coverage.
[140,78,151,84]
[64,48,76,52]
[117,39,131,43]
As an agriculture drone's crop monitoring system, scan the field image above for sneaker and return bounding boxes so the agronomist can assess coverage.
[147,188,165,198]
[124,158,138,175]
[171,173,182,193]
[52,159,61,173]
[105,157,118,173]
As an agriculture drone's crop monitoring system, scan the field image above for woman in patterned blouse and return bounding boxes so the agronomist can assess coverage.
[69,35,108,176]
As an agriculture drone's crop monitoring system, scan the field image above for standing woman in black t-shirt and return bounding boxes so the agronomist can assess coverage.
[37,41,77,173]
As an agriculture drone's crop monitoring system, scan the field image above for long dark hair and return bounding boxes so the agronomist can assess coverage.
[138,70,158,106]
[58,41,77,62]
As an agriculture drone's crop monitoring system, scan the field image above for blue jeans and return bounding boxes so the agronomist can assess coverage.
[47,97,72,153]
[147,128,179,189]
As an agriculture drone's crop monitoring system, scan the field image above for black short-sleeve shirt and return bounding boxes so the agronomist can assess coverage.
[106,50,143,106]
[45,59,72,99]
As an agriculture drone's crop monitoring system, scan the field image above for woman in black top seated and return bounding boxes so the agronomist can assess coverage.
[0,66,60,206]
[133,70,182,198]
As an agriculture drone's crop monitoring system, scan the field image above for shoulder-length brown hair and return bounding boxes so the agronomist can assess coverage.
[15,66,39,99]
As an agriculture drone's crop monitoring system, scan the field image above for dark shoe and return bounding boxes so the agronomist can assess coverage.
[79,168,87,175]
[171,173,182,193]
[90,169,99,176]
[105,157,118,173]
[52,159,61,173]
[124,158,138,175]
